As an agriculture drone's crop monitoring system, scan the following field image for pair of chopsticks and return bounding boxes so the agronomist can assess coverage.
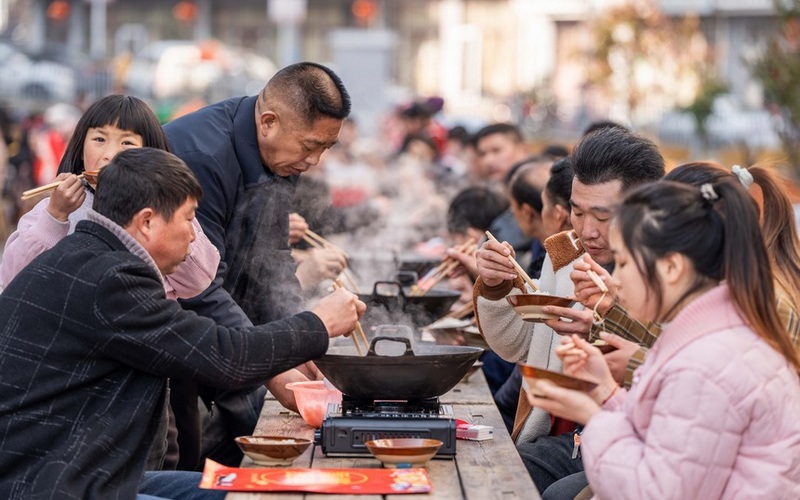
[443,301,474,320]
[484,231,539,292]
[408,238,477,297]
[301,229,359,293]
[332,278,369,356]
[21,173,85,201]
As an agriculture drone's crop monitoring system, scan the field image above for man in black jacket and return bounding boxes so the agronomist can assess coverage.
[0,148,362,499]
[164,62,351,468]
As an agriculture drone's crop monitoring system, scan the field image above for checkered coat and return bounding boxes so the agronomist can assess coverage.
[0,218,329,499]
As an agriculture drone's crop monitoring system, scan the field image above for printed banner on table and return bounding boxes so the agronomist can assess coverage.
[200,459,432,494]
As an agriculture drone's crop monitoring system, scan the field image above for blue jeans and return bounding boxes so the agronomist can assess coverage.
[138,471,227,500]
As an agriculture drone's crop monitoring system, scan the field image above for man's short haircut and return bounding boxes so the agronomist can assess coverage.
[545,157,574,210]
[93,148,203,227]
[472,123,523,148]
[571,127,665,192]
[510,163,545,213]
[262,61,351,125]
[448,125,470,144]
[447,186,508,234]
[504,155,541,187]
[581,119,628,137]
[541,143,569,160]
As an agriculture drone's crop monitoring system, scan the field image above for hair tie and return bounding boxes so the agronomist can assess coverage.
[700,183,719,201]
[731,165,754,188]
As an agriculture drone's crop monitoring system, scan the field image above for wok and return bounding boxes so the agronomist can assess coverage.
[357,281,461,327]
[315,331,483,401]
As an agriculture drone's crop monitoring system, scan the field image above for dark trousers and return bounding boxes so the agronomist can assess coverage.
[518,431,585,496]
[480,350,516,395]
[138,471,227,499]
[494,367,521,433]
[542,472,588,500]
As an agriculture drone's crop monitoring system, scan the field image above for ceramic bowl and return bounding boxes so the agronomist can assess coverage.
[364,438,443,468]
[285,380,342,428]
[506,293,576,322]
[518,364,597,395]
[234,435,312,466]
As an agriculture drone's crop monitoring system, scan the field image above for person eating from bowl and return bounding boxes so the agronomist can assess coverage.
[472,126,664,496]
[0,147,364,499]
[529,179,800,498]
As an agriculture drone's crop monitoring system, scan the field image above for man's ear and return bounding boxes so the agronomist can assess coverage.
[554,204,570,228]
[521,203,541,224]
[127,207,156,243]
[258,110,278,136]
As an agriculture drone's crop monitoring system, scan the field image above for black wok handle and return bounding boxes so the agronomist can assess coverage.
[367,336,416,357]
[394,271,419,287]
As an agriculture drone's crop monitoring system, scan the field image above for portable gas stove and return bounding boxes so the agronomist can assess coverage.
[315,396,457,457]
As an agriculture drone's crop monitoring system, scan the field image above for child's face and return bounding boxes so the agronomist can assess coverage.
[608,224,658,323]
[83,125,143,181]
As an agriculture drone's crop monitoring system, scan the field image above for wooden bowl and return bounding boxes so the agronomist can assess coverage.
[506,293,576,322]
[518,364,597,395]
[364,438,443,468]
[235,436,312,466]
[83,170,100,185]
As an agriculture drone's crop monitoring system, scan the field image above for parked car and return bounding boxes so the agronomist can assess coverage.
[0,40,77,106]
[119,39,276,101]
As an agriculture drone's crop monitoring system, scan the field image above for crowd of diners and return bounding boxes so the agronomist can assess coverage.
[0,61,798,499]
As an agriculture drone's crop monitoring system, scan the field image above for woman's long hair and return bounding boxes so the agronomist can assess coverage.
[749,166,800,306]
[617,179,800,375]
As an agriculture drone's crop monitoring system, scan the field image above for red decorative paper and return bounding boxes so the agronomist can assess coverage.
[199,459,432,494]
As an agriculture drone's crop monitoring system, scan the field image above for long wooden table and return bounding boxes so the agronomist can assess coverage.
[225,370,540,499]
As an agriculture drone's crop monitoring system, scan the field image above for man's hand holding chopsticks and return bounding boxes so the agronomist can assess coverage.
[295,247,347,290]
[475,239,518,287]
[311,287,366,338]
[288,212,309,245]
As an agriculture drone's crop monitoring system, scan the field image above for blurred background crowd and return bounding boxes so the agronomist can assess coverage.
[1,0,800,249]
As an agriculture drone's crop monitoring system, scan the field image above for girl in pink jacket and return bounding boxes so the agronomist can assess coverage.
[1,95,219,298]
[529,179,800,499]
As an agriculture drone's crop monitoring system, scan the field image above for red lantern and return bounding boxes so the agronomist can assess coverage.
[173,1,197,23]
[47,0,70,21]
[351,0,377,26]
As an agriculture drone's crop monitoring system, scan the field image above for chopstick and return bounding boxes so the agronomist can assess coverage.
[586,269,609,293]
[444,301,474,320]
[21,173,85,201]
[306,229,350,259]
[408,238,476,297]
[484,231,539,292]
[302,233,360,293]
[333,278,368,355]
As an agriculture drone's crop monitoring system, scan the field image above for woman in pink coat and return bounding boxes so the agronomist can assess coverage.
[1,95,219,298]
[529,178,800,499]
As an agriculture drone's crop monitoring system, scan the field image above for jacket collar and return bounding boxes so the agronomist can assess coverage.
[633,283,744,392]
[79,211,166,289]
[232,95,274,187]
